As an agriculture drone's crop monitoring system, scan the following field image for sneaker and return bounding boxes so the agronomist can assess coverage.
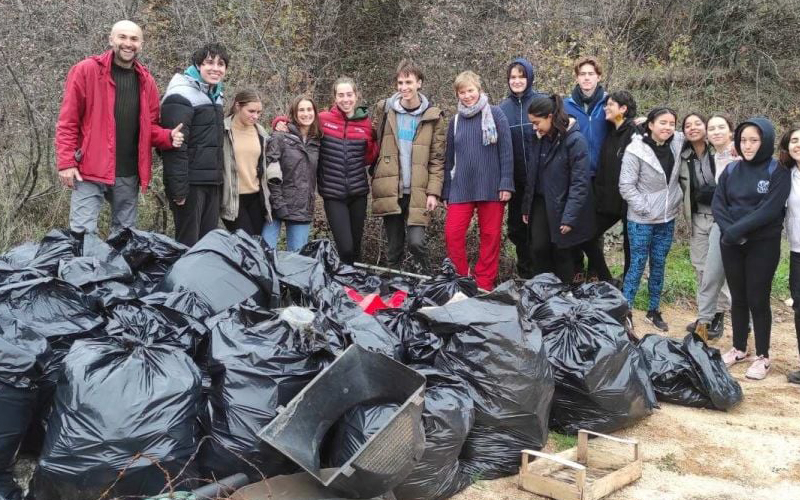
[685,320,698,334]
[788,370,800,385]
[693,322,710,343]
[745,356,771,380]
[710,312,725,339]
[721,347,748,367]
[645,310,668,331]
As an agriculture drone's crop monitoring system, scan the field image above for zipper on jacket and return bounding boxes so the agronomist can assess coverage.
[518,97,528,169]
[343,119,350,193]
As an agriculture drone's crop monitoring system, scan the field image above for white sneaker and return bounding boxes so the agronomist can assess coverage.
[745,356,770,380]
[721,347,748,367]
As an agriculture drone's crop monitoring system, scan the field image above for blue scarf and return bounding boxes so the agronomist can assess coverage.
[184,65,223,102]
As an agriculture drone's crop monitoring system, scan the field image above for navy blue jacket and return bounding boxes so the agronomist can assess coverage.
[523,123,596,248]
[565,85,609,177]
[498,58,548,184]
[712,117,790,245]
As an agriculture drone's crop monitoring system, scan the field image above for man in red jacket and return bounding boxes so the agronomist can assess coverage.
[55,20,184,234]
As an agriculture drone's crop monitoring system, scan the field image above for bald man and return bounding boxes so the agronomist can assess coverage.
[55,20,184,235]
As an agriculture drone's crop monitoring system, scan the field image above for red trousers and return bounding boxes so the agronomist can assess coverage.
[444,201,505,290]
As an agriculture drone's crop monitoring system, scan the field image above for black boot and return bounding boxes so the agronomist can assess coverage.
[709,312,725,340]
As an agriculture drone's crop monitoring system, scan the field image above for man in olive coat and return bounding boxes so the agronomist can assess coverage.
[371,59,445,273]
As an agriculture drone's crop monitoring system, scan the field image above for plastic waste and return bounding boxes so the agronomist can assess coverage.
[0,319,52,500]
[393,366,475,500]
[158,230,280,314]
[32,335,202,500]
[534,295,657,434]
[419,284,554,480]
[639,333,743,410]
[200,302,335,481]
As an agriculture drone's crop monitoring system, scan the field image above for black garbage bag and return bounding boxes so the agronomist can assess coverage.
[572,281,629,325]
[158,230,280,313]
[0,277,105,456]
[517,273,569,320]
[106,300,210,358]
[0,230,80,284]
[140,290,215,321]
[57,233,138,308]
[639,333,743,410]
[58,233,132,287]
[299,239,383,293]
[316,283,401,358]
[107,228,188,294]
[322,402,401,468]
[375,308,441,365]
[200,302,336,481]
[0,319,52,500]
[419,284,554,480]
[274,250,331,306]
[31,335,201,500]
[412,259,478,306]
[393,367,475,500]
[536,296,656,434]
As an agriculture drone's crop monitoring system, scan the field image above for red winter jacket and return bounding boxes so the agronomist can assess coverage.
[55,50,173,190]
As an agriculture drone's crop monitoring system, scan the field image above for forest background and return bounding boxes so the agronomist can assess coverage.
[1,0,798,304]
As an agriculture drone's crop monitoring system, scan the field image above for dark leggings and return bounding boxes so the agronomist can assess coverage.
[222,192,264,236]
[576,212,630,281]
[721,236,781,357]
[528,196,588,284]
[323,195,367,265]
[789,251,800,359]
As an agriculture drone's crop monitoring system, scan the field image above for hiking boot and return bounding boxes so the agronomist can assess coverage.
[745,355,771,380]
[722,347,748,367]
[788,370,800,385]
[645,310,668,331]
[693,322,710,343]
[685,320,698,334]
[709,312,725,339]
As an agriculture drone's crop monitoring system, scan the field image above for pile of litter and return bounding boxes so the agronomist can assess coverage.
[0,229,740,500]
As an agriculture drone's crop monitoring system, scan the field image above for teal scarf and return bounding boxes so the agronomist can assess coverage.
[184,65,223,102]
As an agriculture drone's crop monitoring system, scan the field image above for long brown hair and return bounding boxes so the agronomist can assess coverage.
[288,95,321,139]
[227,89,261,117]
[779,125,800,168]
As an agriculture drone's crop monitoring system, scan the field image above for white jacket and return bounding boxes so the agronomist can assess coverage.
[786,167,800,252]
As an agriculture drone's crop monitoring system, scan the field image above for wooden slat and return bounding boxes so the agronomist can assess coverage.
[589,460,643,499]
[519,473,582,500]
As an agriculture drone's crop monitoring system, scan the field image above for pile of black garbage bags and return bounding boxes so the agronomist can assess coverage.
[0,228,742,500]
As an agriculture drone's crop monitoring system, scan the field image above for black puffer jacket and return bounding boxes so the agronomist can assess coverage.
[160,73,225,201]
[317,105,378,200]
[266,123,321,222]
[594,118,640,217]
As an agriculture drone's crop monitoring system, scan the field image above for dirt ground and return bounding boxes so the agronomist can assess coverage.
[452,302,800,500]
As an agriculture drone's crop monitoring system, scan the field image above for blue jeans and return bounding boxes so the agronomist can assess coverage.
[623,219,675,311]
[262,219,311,252]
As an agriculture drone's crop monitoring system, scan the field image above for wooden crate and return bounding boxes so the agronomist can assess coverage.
[518,429,642,500]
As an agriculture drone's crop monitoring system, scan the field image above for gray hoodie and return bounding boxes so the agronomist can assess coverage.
[389,92,430,193]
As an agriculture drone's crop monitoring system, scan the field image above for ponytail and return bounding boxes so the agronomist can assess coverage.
[528,94,569,137]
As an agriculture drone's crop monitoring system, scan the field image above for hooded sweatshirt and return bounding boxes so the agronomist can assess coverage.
[389,92,430,193]
[712,117,790,244]
[499,58,548,182]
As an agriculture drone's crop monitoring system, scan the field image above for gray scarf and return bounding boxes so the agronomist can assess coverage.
[457,93,497,146]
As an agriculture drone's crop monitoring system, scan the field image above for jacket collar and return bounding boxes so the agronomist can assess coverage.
[94,49,149,78]
[224,115,267,137]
